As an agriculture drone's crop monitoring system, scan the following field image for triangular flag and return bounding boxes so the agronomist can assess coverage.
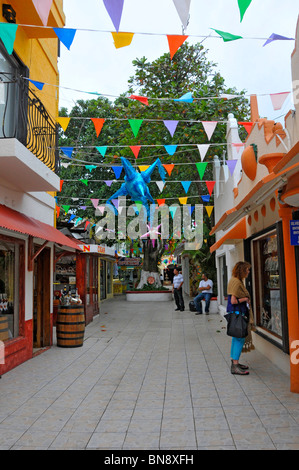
[263,33,294,47]
[28,79,44,90]
[167,35,188,59]
[91,199,99,209]
[129,95,148,106]
[96,146,108,157]
[227,160,238,176]
[32,0,53,26]
[85,165,97,172]
[138,165,150,172]
[201,195,210,203]
[202,121,217,140]
[128,119,143,137]
[195,162,208,180]
[60,180,64,191]
[112,199,119,210]
[97,206,105,214]
[270,92,290,111]
[205,206,214,217]
[111,31,134,48]
[0,23,18,55]
[85,220,90,230]
[112,166,123,179]
[169,207,178,218]
[91,118,105,137]
[103,0,124,32]
[68,214,76,223]
[206,181,215,196]
[104,180,113,187]
[197,144,210,161]
[79,206,87,210]
[172,0,191,29]
[163,164,175,176]
[157,199,166,206]
[181,181,191,193]
[179,197,188,205]
[56,206,60,217]
[164,145,177,156]
[174,92,193,103]
[53,27,76,50]
[238,121,253,134]
[80,179,88,186]
[211,28,243,42]
[62,205,70,214]
[232,143,244,154]
[187,206,195,216]
[130,145,141,158]
[163,120,179,137]
[237,0,252,21]
[57,117,70,132]
[223,164,229,183]
[156,181,165,192]
[60,147,73,158]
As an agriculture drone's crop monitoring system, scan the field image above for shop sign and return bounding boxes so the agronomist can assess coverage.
[290,220,299,246]
[78,244,116,256]
[118,257,141,266]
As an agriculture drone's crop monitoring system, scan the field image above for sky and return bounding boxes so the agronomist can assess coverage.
[57,0,299,124]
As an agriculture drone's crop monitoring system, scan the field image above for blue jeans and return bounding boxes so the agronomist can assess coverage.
[194,292,212,313]
[231,337,245,361]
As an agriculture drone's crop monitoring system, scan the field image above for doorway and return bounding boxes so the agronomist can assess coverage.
[33,247,51,349]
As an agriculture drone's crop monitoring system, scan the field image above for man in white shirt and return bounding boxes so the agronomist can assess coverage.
[194,273,213,315]
[172,268,185,312]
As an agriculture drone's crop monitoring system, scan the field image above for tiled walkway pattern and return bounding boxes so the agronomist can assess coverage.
[1,295,299,449]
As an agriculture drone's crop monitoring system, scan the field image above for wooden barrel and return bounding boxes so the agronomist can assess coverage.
[56,304,85,348]
[0,315,9,341]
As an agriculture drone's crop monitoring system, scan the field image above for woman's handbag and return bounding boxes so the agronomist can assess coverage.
[224,300,249,338]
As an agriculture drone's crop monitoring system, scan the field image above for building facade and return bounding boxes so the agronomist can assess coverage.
[211,16,299,393]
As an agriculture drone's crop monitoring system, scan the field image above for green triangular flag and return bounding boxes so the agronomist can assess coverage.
[62,205,70,214]
[211,28,243,42]
[195,162,208,180]
[238,0,252,21]
[80,179,88,186]
[0,23,18,55]
[128,119,143,137]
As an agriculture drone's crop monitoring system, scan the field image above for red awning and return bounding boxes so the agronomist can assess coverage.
[0,204,80,251]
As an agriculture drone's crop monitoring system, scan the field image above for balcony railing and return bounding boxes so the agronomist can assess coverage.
[0,73,60,175]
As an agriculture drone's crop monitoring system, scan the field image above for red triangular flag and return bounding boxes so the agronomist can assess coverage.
[91,118,105,137]
[56,205,60,217]
[167,35,188,59]
[129,95,149,106]
[163,163,175,176]
[238,121,253,134]
[130,145,141,158]
[157,199,166,206]
[206,181,215,196]
[60,180,64,191]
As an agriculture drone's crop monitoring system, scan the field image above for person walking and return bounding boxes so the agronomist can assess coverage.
[194,273,213,315]
[172,268,185,312]
[227,261,255,376]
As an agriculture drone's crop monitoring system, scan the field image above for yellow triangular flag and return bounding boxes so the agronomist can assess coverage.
[111,32,134,49]
[138,165,149,172]
[57,117,70,132]
[179,197,188,205]
[205,206,214,217]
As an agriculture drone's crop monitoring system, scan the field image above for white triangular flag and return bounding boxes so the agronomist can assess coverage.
[223,164,229,182]
[202,121,217,141]
[172,0,191,29]
[270,92,290,111]
[156,181,165,192]
[197,144,210,161]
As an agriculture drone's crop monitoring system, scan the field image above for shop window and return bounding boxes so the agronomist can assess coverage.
[0,237,22,340]
[253,231,282,339]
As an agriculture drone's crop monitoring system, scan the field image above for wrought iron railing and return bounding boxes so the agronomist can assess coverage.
[0,73,60,175]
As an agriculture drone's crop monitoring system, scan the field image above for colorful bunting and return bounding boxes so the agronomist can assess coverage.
[68,214,76,222]
[163,120,179,137]
[60,180,64,191]
[212,28,243,42]
[103,0,124,32]
[96,146,108,157]
[60,147,73,158]
[237,0,252,22]
[129,95,148,106]
[201,195,211,203]
[172,0,191,29]
[156,181,165,192]
[104,180,113,186]
[202,121,217,140]
[28,79,44,90]
[91,118,105,137]
[167,35,188,59]
[0,23,18,55]
[205,206,214,217]
[179,197,188,205]
[138,165,150,172]
[80,179,88,186]
[130,145,141,158]
[238,121,253,134]
[53,27,76,50]
[263,33,294,47]
[163,164,175,176]
[197,144,210,161]
[181,181,191,194]
[112,166,123,178]
[164,145,177,155]
[85,165,97,172]
[111,31,134,48]
[62,205,70,214]
[270,92,290,111]
[195,162,208,180]
[174,92,193,103]
[57,117,70,132]
[157,199,166,206]
[227,160,238,176]
[56,206,60,217]
[32,0,53,26]
[206,181,215,196]
[128,119,143,137]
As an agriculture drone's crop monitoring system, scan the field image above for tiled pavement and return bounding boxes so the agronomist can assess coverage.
[1,294,299,450]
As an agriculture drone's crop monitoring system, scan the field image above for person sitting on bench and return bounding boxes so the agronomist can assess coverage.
[194,273,213,315]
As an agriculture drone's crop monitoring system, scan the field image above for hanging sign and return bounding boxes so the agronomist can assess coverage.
[290,221,299,246]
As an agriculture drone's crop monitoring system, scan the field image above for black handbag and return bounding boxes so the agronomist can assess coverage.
[224,300,249,338]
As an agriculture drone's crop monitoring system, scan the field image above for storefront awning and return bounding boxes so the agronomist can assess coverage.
[0,204,80,251]
[210,218,247,253]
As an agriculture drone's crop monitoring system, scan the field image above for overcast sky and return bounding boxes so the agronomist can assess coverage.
[57,0,298,123]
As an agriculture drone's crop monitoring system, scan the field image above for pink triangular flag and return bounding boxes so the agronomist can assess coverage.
[97,206,105,214]
[232,143,244,154]
[202,121,217,141]
[270,92,290,111]
[91,198,99,209]
[32,0,53,26]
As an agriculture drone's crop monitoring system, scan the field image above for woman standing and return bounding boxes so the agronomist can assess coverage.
[227,261,255,375]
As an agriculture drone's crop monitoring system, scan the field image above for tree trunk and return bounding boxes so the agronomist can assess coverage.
[137,239,165,289]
